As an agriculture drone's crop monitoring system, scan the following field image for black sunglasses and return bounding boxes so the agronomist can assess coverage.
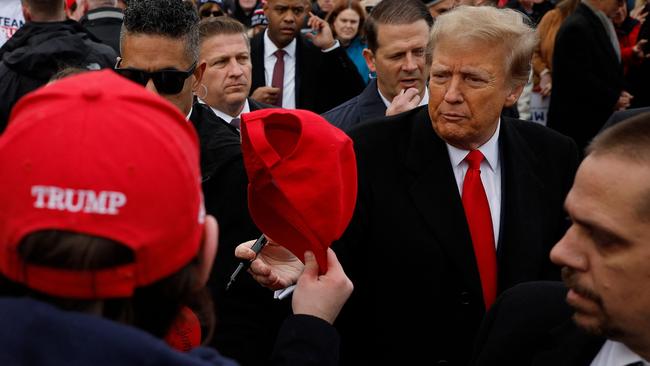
[114,59,197,95]
[200,9,224,17]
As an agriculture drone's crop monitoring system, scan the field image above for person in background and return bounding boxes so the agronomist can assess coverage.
[613,0,648,75]
[248,1,268,37]
[198,0,226,19]
[79,0,124,54]
[0,0,116,133]
[322,0,432,131]
[227,0,259,27]
[326,0,369,84]
[249,0,364,113]
[531,0,580,98]
[548,0,632,152]
[424,0,454,17]
[312,0,335,17]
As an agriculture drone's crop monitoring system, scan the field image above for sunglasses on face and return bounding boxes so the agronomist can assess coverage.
[114,59,197,95]
[200,9,224,17]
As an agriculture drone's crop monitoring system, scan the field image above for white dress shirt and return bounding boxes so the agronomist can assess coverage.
[378,87,430,109]
[591,340,650,366]
[447,120,502,246]
[263,31,297,109]
[200,98,251,125]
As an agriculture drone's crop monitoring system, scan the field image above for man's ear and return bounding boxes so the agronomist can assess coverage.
[195,215,218,289]
[192,61,207,92]
[504,83,524,107]
[362,48,376,73]
[22,3,32,21]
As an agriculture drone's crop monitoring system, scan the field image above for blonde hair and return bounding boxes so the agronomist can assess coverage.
[429,5,538,87]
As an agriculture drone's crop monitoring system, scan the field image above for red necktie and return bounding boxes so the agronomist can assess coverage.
[461,150,497,310]
[271,49,285,107]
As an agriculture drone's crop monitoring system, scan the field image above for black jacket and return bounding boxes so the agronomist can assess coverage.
[0,20,117,132]
[250,31,365,114]
[321,78,386,132]
[189,103,292,366]
[471,281,605,366]
[333,107,578,365]
[547,3,625,152]
[79,7,124,54]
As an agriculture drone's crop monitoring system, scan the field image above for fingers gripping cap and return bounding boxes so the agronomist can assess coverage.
[0,70,205,299]
[240,109,357,274]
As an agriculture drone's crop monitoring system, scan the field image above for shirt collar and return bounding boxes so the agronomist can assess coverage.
[602,340,650,366]
[447,119,501,172]
[378,86,430,109]
[264,30,297,59]
[199,98,250,124]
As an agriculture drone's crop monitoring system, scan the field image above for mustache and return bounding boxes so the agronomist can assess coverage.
[561,267,603,305]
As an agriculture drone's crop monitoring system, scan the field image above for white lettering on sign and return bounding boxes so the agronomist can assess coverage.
[31,185,127,215]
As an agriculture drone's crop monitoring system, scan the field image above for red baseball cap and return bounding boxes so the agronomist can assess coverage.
[240,109,357,273]
[0,70,205,299]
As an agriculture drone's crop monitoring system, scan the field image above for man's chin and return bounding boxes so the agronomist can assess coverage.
[572,312,606,336]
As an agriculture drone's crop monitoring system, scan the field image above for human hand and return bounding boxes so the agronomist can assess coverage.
[630,6,647,24]
[234,238,304,290]
[539,73,552,97]
[250,86,281,105]
[292,249,353,325]
[632,39,649,59]
[304,12,336,50]
[615,91,633,111]
[386,88,421,116]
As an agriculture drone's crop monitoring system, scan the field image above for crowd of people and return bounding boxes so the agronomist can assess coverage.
[1,0,650,365]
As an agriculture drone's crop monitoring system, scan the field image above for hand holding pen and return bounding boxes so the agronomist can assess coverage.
[231,236,304,291]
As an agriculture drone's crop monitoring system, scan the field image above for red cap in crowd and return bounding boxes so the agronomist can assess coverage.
[240,109,357,273]
[0,70,205,299]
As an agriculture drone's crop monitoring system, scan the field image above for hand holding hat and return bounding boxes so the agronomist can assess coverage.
[240,109,357,274]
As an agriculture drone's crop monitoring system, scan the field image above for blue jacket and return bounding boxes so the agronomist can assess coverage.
[322,78,386,132]
[0,297,341,366]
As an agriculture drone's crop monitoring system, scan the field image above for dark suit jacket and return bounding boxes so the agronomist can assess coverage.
[249,32,365,114]
[190,103,291,366]
[321,78,386,131]
[333,106,579,365]
[548,3,625,152]
[471,281,605,366]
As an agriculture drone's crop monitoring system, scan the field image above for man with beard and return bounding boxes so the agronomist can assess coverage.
[471,112,650,366]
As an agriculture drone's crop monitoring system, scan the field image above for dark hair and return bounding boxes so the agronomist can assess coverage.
[326,0,367,40]
[364,0,433,53]
[198,16,249,49]
[49,67,89,82]
[0,230,215,343]
[587,112,650,221]
[556,0,580,17]
[22,0,63,15]
[121,0,200,63]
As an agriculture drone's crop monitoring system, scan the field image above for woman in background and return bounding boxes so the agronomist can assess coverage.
[327,0,370,84]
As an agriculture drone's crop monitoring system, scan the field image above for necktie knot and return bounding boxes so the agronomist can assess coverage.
[274,49,285,61]
[465,150,484,170]
[231,117,241,129]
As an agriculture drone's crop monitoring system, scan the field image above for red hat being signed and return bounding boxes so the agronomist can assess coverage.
[0,70,205,299]
[240,109,357,273]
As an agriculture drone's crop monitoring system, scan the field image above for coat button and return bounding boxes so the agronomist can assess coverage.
[459,291,471,305]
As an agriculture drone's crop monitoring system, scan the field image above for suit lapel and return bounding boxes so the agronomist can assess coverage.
[497,118,546,289]
[404,107,483,301]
